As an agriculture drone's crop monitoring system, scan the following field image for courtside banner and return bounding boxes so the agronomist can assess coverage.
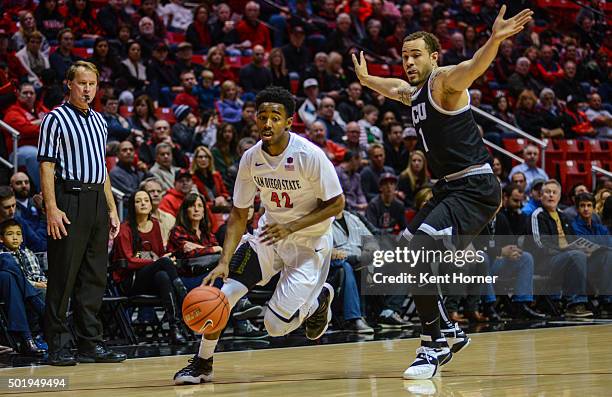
[355,235,612,296]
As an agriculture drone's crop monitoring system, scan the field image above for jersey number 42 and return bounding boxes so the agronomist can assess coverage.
[270,192,293,208]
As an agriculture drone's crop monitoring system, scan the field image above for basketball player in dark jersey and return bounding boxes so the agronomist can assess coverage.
[353,5,533,379]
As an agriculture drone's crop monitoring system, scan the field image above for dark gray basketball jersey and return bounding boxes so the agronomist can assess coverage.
[410,72,491,178]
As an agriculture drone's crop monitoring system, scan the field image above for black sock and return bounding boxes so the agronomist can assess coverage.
[437,296,455,330]
[414,295,442,342]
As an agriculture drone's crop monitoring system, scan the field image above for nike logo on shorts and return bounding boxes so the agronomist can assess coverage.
[255,162,264,166]
[315,248,323,253]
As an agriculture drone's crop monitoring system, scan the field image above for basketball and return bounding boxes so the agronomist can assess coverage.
[182,286,230,334]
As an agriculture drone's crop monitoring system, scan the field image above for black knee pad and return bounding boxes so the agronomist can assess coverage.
[228,242,263,290]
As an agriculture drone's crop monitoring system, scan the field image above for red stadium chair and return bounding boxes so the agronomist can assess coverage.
[289,79,299,95]
[557,139,588,162]
[166,32,186,44]
[405,208,416,224]
[155,107,176,124]
[73,47,93,59]
[191,55,206,65]
[544,139,565,177]
[391,64,404,77]
[106,156,118,172]
[119,105,133,118]
[558,160,589,190]
[587,140,611,162]
[502,138,528,156]
[368,63,391,77]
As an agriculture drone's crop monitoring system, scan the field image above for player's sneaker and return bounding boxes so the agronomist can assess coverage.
[403,346,451,380]
[233,298,264,321]
[441,322,471,355]
[173,355,214,385]
[305,283,334,340]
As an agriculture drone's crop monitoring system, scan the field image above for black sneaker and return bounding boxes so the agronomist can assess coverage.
[76,344,127,363]
[233,320,268,339]
[305,283,334,340]
[233,298,264,321]
[378,310,411,329]
[47,349,77,366]
[565,304,593,318]
[441,323,470,355]
[174,355,214,385]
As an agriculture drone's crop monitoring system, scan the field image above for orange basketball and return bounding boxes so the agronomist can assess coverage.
[182,286,230,334]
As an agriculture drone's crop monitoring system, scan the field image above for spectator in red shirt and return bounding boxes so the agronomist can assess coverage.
[308,120,346,165]
[0,29,28,84]
[3,82,49,191]
[167,192,222,263]
[535,44,564,86]
[203,46,235,83]
[159,169,195,217]
[112,190,188,345]
[236,1,271,51]
[173,70,199,113]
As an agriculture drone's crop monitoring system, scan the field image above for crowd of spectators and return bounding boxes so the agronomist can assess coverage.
[0,0,611,354]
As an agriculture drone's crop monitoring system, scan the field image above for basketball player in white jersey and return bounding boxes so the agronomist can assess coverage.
[174,86,345,385]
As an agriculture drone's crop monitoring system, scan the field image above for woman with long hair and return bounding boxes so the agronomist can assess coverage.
[514,89,549,139]
[186,5,212,53]
[11,11,50,55]
[190,146,230,209]
[129,94,158,137]
[89,37,121,87]
[112,190,189,345]
[595,188,611,218]
[119,41,148,105]
[167,193,222,263]
[212,122,239,180]
[268,48,290,90]
[491,94,516,125]
[398,150,430,208]
[204,46,234,83]
[492,156,508,187]
[463,25,478,58]
[217,81,243,124]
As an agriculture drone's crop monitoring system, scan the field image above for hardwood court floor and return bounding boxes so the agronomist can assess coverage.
[1,324,610,396]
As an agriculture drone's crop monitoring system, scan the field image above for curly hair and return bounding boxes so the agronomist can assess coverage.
[255,86,296,117]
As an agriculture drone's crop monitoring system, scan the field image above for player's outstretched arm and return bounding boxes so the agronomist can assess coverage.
[441,5,533,93]
[202,205,250,285]
[352,51,415,106]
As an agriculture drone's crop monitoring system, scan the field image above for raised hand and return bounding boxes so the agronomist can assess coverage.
[351,51,369,85]
[492,5,534,42]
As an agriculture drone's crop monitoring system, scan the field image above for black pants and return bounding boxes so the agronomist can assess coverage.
[44,183,109,353]
[407,174,501,339]
[122,257,181,324]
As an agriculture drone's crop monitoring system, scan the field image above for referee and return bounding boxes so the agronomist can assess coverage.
[37,61,126,366]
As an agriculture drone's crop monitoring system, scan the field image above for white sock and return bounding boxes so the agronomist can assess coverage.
[221,278,249,309]
[198,337,218,359]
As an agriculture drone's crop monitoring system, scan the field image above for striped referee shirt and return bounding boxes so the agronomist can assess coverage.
[37,102,108,184]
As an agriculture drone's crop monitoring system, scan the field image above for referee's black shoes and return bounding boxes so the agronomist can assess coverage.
[76,344,127,363]
[47,349,77,366]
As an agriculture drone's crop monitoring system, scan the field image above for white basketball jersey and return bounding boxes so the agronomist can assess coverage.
[233,133,343,237]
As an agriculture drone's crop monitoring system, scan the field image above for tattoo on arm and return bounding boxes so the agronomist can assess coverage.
[398,87,414,106]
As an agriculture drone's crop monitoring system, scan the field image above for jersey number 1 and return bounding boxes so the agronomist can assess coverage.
[418,128,429,152]
[271,192,293,208]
